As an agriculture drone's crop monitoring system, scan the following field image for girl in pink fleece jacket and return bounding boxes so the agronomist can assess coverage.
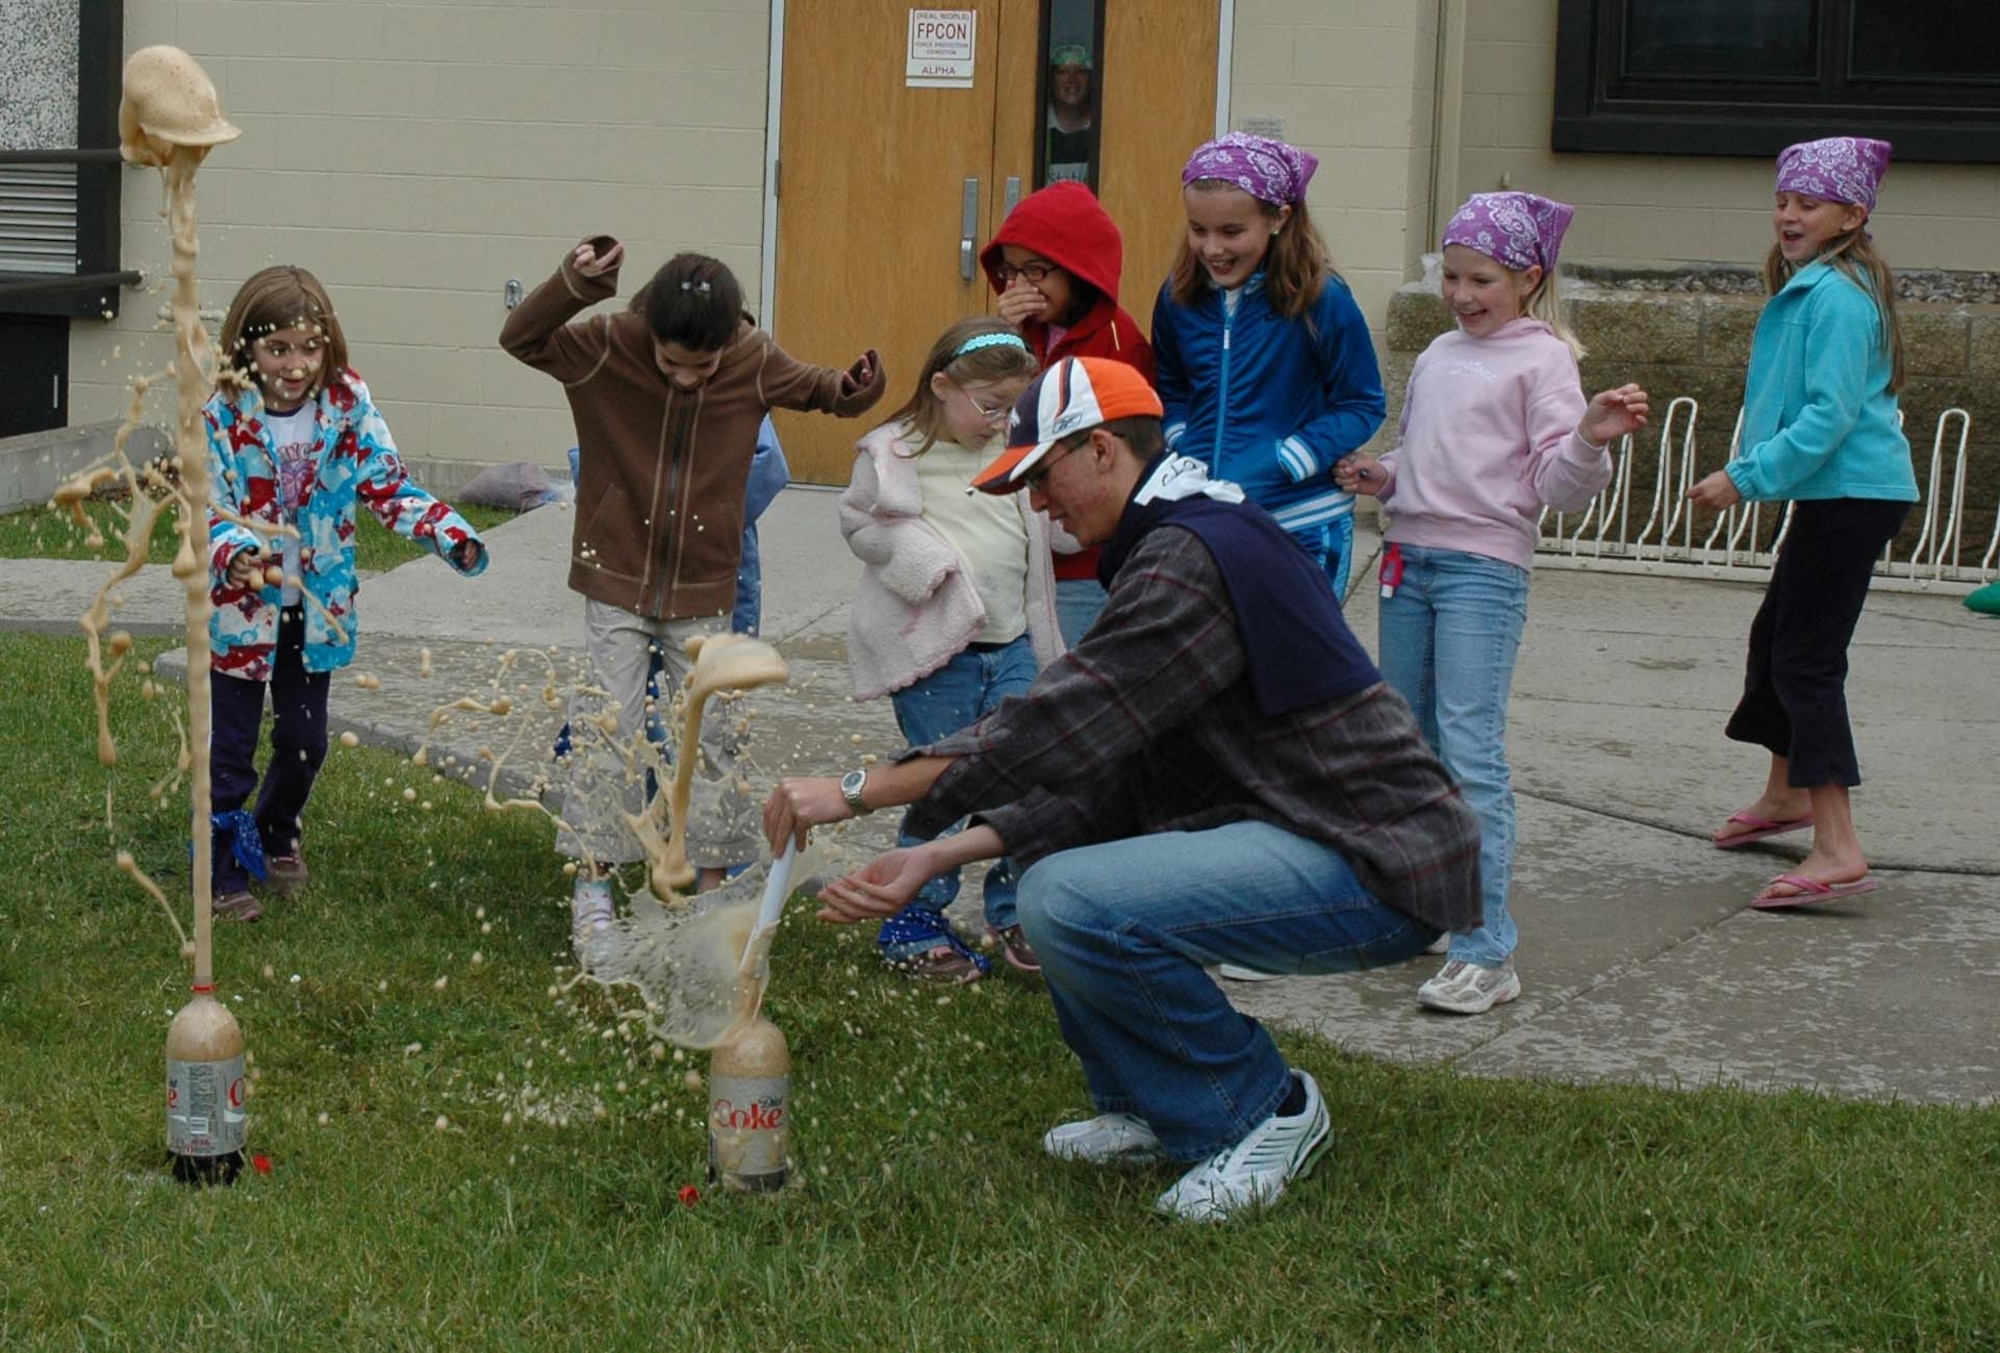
[839,316,1061,983]
[1337,193,1648,1016]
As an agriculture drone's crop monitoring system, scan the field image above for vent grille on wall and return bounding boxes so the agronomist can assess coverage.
[0,164,79,275]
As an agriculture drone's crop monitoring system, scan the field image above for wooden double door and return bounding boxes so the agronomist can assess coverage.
[772,0,1219,483]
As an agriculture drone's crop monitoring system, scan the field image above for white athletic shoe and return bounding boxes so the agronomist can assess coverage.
[1042,1112,1168,1166]
[1218,964,1286,982]
[1154,1069,1329,1223]
[571,875,614,955]
[1425,932,1451,955]
[1416,958,1521,1015]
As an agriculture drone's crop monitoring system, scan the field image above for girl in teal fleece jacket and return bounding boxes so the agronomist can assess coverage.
[1687,137,1918,910]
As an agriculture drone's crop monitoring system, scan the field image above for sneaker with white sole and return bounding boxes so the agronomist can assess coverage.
[1217,964,1285,982]
[1042,1112,1167,1166]
[571,875,614,954]
[1416,958,1521,1014]
[1425,932,1451,955]
[1153,1069,1329,1223]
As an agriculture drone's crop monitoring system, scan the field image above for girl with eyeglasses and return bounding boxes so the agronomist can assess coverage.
[980,182,1156,645]
[839,316,1060,983]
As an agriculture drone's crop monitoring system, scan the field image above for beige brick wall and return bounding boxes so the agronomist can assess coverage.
[1227,0,1440,335]
[72,0,772,467]
[1453,0,2000,272]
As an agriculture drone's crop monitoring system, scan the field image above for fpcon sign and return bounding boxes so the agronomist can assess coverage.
[907,9,976,88]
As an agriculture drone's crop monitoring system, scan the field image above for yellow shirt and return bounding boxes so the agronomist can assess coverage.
[909,433,1030,645]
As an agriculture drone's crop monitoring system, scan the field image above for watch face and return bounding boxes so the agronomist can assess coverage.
[842,770,864,792]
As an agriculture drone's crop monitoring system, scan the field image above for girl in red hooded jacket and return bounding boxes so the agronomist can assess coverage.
[980,182,1156,645]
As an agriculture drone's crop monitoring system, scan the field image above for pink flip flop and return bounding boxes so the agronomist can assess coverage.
[1713,810,1814,849]
[1750,872,1877,910]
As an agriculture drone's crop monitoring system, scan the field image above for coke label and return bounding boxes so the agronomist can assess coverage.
[707,1071,788,1190]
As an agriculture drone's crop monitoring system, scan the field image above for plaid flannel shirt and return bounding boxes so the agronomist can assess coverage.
[906,524,1483,934]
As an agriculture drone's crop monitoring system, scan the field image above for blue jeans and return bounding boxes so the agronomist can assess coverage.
[888,636,1039,932]
[1054,578,1106,649]
[1284,514,1357,602]
[732,524,762,635]
[1376,545,1529,968]
[1017,820,1437,1162]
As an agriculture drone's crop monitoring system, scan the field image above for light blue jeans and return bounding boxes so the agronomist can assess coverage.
[1376,545,1529,968]
[887,636,1039,934]
[1054,578,1107,650]
[1017,820,1438,1162]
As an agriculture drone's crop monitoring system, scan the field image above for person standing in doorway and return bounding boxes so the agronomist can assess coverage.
[1044,44,1095,185]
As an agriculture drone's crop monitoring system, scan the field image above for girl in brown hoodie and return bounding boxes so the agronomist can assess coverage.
[502,235,885,943]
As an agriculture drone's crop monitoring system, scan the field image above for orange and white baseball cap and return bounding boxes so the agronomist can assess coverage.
[970,356,1163,495]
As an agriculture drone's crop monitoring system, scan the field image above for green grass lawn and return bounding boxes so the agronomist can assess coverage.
[1,630,1995,1350]
[0,499,516,576]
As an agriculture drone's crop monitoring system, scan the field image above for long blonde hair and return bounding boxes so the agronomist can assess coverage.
[886,316,1040,456]
[1169,184,1336,322]
[1520,266,1584,362]
[1763,229,1905,393]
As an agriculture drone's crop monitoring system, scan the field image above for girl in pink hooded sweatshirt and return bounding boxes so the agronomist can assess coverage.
[1336,193,1649,1017]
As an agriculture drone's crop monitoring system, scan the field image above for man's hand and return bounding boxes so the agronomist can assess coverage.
[1578,383,1650,448]
[764,776,852,852]
[1687,468,1743,511]
[815,847,937,923]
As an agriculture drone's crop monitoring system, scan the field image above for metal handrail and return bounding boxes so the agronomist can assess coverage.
[0,148,124,165]
[0,270,143,299]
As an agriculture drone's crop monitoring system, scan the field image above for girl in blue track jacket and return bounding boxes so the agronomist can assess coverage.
[1152,133,1386,600]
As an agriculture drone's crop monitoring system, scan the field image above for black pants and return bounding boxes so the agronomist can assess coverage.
[211,607,330,892]
[1725,498,1908,788]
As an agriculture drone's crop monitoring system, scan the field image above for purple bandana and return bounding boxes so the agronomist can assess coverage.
[1441,192,1575,274]
[1776,137,1891,212]
[1182,133,1318,206]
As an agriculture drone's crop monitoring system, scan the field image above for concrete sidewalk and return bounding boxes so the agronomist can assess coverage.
[9,486,1999,1107]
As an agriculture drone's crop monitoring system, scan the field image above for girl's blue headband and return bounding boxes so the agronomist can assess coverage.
[952,331,1029,358]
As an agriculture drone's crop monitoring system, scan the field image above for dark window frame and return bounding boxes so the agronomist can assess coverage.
[1554,0,2000,162]
[1,4,123,318]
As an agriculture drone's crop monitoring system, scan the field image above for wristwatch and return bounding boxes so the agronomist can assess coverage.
[839,768,871,816]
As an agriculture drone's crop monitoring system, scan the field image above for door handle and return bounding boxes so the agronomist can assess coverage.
[1003,176,1021,218]
[960,177,980,282]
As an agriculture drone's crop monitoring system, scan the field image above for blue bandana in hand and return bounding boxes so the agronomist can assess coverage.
[210,808,269,881]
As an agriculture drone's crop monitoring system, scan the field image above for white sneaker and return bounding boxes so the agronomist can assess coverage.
[1425,932,1451,955]
[571,875,613,953]
[1153,1070,1329,1223]
[1218,964,1285,982]
[1416,958,1521,1015]
[1042,1112,1167,1165]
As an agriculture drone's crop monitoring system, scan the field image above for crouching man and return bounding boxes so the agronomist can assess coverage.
[765,357,1479,1222]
